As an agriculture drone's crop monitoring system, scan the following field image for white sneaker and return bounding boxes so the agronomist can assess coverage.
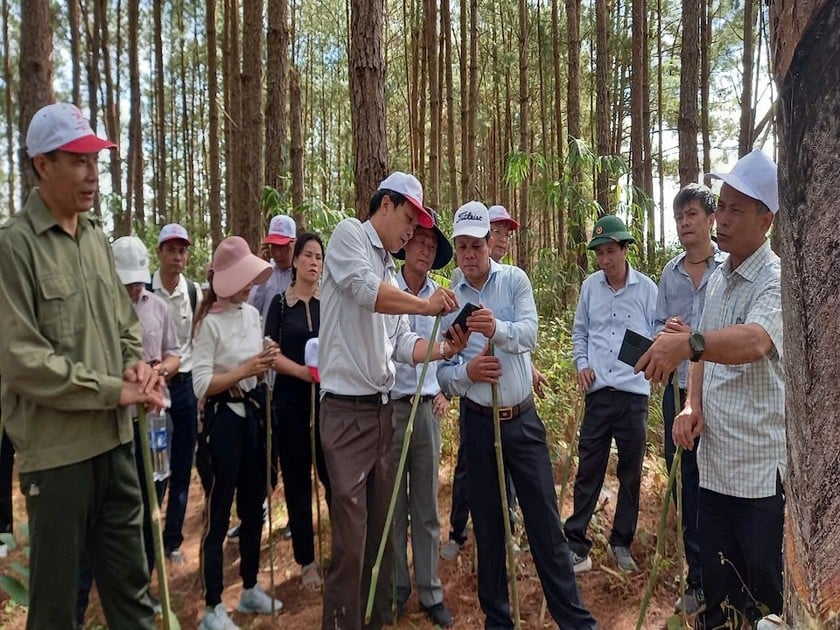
[570,550,592,574]
[199,603,240,630]
[237,584,284,614]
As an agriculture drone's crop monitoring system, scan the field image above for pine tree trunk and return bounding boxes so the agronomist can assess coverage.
[97,0,124,234]
[207,0,222,250]
[466,0,479,199]
[3,0,15,216]
[595,0,610,213]
[700,0,711,185]
[69,0,81,105]
[19,0,53,203]
[738,0,756,157]
[441,0,457,213]
[349,0,388,218]
[224,0,241,233]
[153,0,167,222]
[425,0,440,208]
[290,66,304,223]
[678,0,700,186]
[630,0,645,214]
[127,0,144,233]
[516,0,529,272]
[772,1,840,626]
[265,0,289,192]
[551,0,565,253]
[238,0,264,250]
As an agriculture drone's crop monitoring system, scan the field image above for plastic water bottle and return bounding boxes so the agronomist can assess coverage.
[148,385,173,482]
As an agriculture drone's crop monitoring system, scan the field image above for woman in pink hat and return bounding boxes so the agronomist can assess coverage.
[191,236,284,630]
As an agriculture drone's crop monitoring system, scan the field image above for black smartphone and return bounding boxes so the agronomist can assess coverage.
[444,302,480,341]
[617,328,653,368]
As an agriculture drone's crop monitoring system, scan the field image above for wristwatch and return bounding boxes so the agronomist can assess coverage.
[689,331,706,362]
[157,365,171,378]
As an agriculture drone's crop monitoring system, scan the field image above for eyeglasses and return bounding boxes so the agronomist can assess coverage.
[162,245,188,256]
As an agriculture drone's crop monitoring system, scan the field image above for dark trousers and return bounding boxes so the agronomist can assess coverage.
[320,395,395,630]
[161,374,198,553]
[565,388,648,556]
[663,385,702,588]
[202,403,267,607]
[276,392,331,567]
[449,400,517,544]
[464,404,597,630]
[76,423,166,624]
[0,429,14,534]
[21,443,155,630]
[697,478,784,629]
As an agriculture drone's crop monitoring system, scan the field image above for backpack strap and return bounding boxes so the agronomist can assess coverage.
[187,280,198,315]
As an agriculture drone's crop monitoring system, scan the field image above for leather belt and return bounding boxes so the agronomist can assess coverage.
[392,394,435,404]
[464,395,534,421]
[323,392,389,405]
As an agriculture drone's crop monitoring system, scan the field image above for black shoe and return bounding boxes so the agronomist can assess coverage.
[422,602,453,628]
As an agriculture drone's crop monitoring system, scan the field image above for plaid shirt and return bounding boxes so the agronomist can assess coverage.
[698,240,785,498]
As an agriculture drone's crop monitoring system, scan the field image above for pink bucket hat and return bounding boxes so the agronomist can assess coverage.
[211,236,272,298]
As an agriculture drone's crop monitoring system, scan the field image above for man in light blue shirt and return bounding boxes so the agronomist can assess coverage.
[654,183,724,614]
[390,209,454,628]
[438,202,596,630]
[565,214,657,575]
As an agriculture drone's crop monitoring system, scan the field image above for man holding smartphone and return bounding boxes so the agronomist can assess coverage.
[438,202,596,629]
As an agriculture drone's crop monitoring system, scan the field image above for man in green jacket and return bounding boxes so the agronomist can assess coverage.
[0,103,164,629]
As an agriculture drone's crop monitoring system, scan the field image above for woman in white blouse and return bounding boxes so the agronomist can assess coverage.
[191,236,283,630]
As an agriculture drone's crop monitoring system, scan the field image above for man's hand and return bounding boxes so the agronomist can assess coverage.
[432,392,450,418]
[466,345,502,383]
[426,287,459,315]
[576,368,596,392]
[531,365,549,399]
[635,331,691,383]
[664,316,690,334]
[124,361,162,395]
[119,380,166,411]
[442,324,470,357]
[466,305,496,339]
[672,403,704,450]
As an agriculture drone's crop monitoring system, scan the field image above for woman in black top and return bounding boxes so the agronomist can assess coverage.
[264,232,331,591]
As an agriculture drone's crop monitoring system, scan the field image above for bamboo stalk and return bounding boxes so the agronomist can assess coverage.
[364,315,441,624]
[265,384,277,614]
[137,407,178,630]
[635,439,684,630]
[489,343,521,629]
[673,381,688,628]
[310,381,324,595]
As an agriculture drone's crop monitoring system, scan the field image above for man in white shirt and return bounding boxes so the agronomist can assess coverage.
[150,223,202,563]
[638,150,784,628]
[318,172,461,630]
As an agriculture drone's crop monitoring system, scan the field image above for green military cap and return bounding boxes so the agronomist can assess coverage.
[587,215,635,250]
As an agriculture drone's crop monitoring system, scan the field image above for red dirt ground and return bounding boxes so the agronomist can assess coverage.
[0,449,684,629]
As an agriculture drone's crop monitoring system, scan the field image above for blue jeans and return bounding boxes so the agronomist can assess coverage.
[161,374,198,552]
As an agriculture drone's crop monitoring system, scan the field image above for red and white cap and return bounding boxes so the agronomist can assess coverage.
[264,215,297,246]
[378,172,434,228]
[158,223,192,246]
[305,337,320,383]
[26,103,117,157]
[488,205,520,230]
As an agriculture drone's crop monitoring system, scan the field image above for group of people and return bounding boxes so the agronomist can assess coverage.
[0,99,786,630]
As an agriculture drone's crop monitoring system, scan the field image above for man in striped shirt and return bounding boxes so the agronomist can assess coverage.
[638,149,784,628]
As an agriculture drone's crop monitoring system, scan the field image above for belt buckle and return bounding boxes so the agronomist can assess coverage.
[498,407,514,421]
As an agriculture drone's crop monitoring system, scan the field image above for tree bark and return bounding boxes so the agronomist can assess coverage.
[630,0,645,223]
[425,0,440,208]
[290,66,304,224]
[551,0,565,253]
[224,0,241,233]
[238,0,264,250]
[678,0,700,186]
[595,0,610,213]
[441,0,457,212]
[349,0,388,219]
[153,0,167,223]
[700,0,711,185]
[97,0,124,234]
[127,0,143,232]
[773,1,840,627]
[207,0,222,250]
[516,0,529,272]
[69,0,81,105]
[2,0,15,216]
[265,0,289,192]
[738,0,756,157]
[19,0,53,203]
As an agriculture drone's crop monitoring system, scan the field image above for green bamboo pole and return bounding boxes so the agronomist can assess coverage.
[310,381,324,594]
[265,384,277,614]
[137,407,179,630]
[489,342,521,629]
[635,433,684,630]
[672,381,689,628]
[364,315,441,624]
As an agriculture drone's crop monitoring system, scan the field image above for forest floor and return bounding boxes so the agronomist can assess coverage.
[0,447,685,629]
